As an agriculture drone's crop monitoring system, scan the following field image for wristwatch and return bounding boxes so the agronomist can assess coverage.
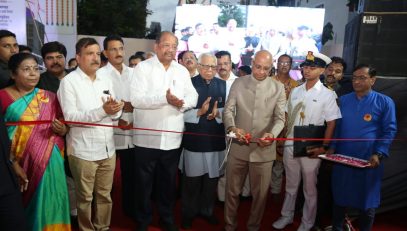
[322,144,330,151]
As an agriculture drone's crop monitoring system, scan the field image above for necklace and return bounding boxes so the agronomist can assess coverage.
[14,86,41,116]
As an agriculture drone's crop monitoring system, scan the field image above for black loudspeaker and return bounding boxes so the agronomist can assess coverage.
[358,0,407,13]
[342,13,407,77]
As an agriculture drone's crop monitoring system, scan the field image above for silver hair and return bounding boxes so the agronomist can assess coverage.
[197,52,217,64]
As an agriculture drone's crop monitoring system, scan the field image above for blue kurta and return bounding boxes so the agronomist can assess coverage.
[331,91,397,210]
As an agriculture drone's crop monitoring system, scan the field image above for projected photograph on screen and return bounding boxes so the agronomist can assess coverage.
[174,4,325,70]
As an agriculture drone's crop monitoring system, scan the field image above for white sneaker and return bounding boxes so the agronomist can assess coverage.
[297,222,311,231]
[272,216,293,229]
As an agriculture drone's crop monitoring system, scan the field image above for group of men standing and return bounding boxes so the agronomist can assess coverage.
[0,28,397,231]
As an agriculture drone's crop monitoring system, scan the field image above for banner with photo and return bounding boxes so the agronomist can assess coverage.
[175,4,325,70]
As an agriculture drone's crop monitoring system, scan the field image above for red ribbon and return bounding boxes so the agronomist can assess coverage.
[5,120,401,142]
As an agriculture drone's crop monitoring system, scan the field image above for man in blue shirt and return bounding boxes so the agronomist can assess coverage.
[330,64,397,231]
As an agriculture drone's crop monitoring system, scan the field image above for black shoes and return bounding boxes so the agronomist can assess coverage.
[159,220,179,231]
[201,214,219,225]
[181,217,193,229]
[135,223,149,231]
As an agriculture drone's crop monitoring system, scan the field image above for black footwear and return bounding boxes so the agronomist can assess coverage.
[201,214,219,225]
[70,215,78,228]
[159,221,179,231]
[181,217,193,229]
[239,195,253,201]
[135,223,149,231]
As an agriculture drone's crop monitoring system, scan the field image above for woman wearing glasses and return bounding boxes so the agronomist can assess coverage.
[0,53,70,231]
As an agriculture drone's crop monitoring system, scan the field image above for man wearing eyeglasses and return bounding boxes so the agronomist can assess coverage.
[215,50,248,203]
[37,41,70,93]
[0,30,19,89]
[179,53,226,229]
[330,64,397,231]
[223,50,286,231]
[270,54,299,200]
[273,51,341,231]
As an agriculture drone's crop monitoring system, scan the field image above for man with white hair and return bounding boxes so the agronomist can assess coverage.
[179,53,226,229]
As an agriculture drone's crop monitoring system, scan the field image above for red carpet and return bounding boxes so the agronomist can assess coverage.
[75,160,407,231]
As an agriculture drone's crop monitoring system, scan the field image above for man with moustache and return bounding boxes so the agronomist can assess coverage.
[178,50,198,77]
[97,35,136,218]
[270,54,299,199]
[323,56,346,93]
[130,31,198,231]
[36,41,78,224]
[58,37,124,231]
[313,56,347,230]
[0,30,19,89]
[330,64,396,231]
[223,50,286,231]
[179,53,226,228]
[215,51,238,97]
[37,41,70,93]
[273,52,341,231]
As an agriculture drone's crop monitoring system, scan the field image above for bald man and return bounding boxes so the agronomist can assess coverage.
[223,50,286,231]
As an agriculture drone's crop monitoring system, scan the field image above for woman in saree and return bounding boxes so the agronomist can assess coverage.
[0,53,71,231]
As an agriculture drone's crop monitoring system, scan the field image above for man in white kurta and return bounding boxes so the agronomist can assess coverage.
[129,32,198,231]
[97,35,136,218]
[58,37,123,231]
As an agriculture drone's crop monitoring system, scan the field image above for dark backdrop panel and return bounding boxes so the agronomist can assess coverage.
[343,13,407,77]
[358,0,407,13]
[373,78,407,213]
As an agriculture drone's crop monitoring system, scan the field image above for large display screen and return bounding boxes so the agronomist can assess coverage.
[175,4,325,71]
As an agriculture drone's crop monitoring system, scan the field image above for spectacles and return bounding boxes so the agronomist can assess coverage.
[278,62,291,66]
[352,76,370,82]
[19,65,40,73]
[199,64,217,70]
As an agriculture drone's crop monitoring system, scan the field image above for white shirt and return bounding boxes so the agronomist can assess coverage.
[130,56,198,150]
[187,34,214,58]
[57,67,120,161]
[286,80,341,145]
[97,62,134,150]
[217,31,245,64]
[216,72,238,98]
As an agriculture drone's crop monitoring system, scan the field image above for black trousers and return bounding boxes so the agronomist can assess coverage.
[0,191,27,231]
[181,173,218,219]
[118,148,136,218]
[315,161,333,226]
[133,146,181,225]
